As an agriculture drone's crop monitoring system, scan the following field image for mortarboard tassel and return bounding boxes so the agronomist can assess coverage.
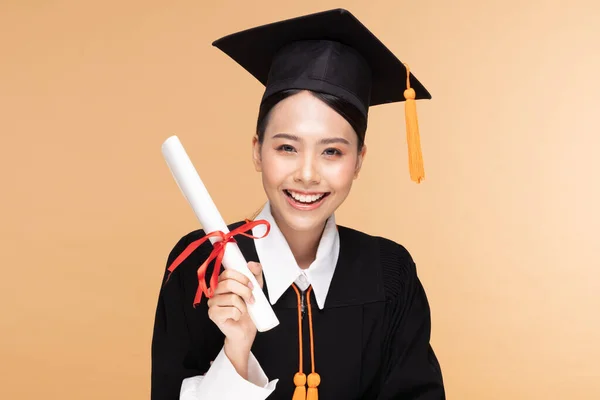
[403,63,425,183]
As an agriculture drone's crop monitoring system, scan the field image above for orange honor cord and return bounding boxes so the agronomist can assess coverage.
[292,284,306,400]
[164,219,270,307]
[305,286,320,400]
[291,284,320,399]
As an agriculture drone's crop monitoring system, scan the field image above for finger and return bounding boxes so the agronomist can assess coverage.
[247,261,262,275]
[208,292,249,312]
[211,305,243,325]
[247,262,264,288]
[208,304,239,324]
[218,269,252,289]
[213,279,255,304]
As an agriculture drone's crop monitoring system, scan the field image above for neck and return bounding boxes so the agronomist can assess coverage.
[272,211,325,270]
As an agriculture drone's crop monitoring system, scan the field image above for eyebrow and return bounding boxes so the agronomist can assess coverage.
[272,133,351,145]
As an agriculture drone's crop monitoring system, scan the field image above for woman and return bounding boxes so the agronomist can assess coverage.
[151,8,445,400]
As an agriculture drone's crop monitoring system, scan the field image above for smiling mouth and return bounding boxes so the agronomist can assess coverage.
[284,190,330,205]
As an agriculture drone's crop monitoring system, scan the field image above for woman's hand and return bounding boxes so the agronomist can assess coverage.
[207,262,264,378]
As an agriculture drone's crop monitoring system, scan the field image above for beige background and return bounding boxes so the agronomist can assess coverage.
[1,0,599,399]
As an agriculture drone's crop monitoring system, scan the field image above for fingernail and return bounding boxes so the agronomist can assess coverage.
[249,295,255,304]
[248,281,254,290]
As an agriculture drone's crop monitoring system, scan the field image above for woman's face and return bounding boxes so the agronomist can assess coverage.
[252,90,366,235]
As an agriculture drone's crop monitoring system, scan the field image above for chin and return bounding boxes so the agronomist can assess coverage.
[281,212,328,233]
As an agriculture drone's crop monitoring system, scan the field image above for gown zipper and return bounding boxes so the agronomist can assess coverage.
[300,290,306,320]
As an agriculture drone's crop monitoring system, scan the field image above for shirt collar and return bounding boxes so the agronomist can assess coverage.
[251,201,340,309]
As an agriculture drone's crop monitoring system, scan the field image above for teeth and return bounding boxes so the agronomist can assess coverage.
[288,191,325,203]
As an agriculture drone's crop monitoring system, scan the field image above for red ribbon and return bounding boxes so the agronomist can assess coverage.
[164,219,271,307]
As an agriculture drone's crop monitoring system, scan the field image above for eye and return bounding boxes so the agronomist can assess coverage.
[323,148,342,157]
[276,144,296,153]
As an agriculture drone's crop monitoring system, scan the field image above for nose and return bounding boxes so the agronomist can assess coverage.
[294,153,321,185]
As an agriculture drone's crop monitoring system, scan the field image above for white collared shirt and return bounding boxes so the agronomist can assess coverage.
[252,201,340,309]
[180,201,341,399]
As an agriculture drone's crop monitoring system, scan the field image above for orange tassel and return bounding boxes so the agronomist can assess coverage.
[292,372,307,400]
[403,63,425,183]
[307,372,320,400]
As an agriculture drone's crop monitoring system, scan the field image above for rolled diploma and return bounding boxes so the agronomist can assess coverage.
[161,135,280,332]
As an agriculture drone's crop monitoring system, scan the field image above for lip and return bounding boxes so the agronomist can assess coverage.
[283,189,330,211]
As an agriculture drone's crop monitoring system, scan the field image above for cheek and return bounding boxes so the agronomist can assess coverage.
[322,159,357,190]
[259,151,289,188]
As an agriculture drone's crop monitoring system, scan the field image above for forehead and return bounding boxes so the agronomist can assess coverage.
[264,91,356,141]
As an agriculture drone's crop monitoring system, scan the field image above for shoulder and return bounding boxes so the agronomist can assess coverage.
[336,224,415,267]
[337,225,417,299]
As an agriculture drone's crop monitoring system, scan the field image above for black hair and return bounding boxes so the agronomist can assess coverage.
[255,89,367,150]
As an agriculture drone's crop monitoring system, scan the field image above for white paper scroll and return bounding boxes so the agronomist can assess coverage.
[161,135,280,332]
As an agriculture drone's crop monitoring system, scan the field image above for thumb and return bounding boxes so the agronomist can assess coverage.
[247,261,264,289]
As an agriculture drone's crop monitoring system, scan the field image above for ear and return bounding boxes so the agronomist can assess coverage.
[252,135,262,172]
[354,144,367,179]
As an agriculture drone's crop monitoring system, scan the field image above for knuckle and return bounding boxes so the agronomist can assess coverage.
[220,270,233,283]
[222,280,234,292]
[236,296,247,310]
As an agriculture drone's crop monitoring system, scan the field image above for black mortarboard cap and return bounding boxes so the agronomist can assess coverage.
[212,8,431,183]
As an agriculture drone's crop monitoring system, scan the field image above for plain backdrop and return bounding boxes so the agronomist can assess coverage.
[1,0,599,399]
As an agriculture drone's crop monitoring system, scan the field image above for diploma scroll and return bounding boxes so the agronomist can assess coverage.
[161,135,280,332]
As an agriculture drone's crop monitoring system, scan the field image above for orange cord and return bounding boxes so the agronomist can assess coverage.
[291,284,304,373]
[306,286,315,374]
[291,284,320,399]
[305,286,320,400]
[291,284,306,400]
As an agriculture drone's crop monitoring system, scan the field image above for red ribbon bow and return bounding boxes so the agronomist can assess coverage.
[164,219,271,307]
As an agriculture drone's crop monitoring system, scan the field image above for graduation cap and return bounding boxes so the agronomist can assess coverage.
[212,8,431,183]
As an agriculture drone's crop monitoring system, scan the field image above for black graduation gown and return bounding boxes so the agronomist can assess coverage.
[151,221,445,399]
